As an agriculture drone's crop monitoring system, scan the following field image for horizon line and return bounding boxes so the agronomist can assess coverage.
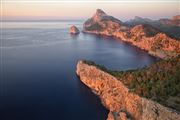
[2,0,179,3]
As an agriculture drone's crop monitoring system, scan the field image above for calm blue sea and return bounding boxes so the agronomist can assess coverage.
[0,21,158,120]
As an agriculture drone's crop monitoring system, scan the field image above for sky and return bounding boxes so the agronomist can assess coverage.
[1,0,180,21]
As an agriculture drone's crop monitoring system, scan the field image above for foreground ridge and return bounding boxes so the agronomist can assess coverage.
[76,60,180,120]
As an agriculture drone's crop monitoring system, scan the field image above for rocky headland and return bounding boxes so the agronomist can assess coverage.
[83,9,180,59]
[76,59,180,120]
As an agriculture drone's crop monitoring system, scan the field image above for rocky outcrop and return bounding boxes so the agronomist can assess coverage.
[76,60,180,120]
[126,16,153,26]
[83,9,127,33]
[125,15,180,39]
[83,9,180,59]
[126,15,180,27]
[129,24,159,37]
[69,25,80,34]
[159,15,180,27]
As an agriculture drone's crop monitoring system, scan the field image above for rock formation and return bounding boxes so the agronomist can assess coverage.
[126,15,180,27]
[83,9,180,59]
[70,25,80,34]
[76,60,180,120]
[159,15,180,27]
[125,15,180,39]
[83,9,126,33]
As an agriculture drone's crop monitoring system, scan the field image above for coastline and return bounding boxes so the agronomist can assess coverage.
[82,30,179,59]
[82,30,159,59]
[82,9,180,60]
[76,60,180,120]
[77,9,180,120]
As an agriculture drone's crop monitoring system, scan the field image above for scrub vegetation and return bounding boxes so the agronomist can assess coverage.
[83,55,180,111]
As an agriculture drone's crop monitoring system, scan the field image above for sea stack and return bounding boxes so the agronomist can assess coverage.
[70,25,80,34]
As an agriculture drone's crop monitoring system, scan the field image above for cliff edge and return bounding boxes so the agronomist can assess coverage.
[76,60,180,120]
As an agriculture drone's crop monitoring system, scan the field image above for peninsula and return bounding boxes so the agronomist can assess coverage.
[83,9,180,59]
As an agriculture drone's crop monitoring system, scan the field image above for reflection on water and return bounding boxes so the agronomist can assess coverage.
[1,21,83,29]
[0,21,158,120]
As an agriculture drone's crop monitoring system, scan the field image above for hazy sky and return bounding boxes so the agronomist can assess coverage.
[1,0,180,21]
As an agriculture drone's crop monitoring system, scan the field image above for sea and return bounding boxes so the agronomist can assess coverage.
[0,20,158,120]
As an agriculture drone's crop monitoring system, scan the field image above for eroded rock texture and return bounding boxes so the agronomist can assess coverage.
[76,61,180,120]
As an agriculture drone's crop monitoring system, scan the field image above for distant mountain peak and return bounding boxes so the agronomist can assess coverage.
[95,9,106,16]
[91,9,121,23]
[134,16,143,20]
[133,16,152,22]
[84,9,122,31]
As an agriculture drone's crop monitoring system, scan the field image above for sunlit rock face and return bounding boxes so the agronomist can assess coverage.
[159,15,180,27]
[125,15,180,39]
[130,24,160,37]
[83,9,180,59]
[70,25,80,34]
[83,9,126,33]
[76,61,180,120]
[173,15,180,20]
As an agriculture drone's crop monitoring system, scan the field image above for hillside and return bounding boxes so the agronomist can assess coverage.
[83,56,180,112]
[125,15,180,39]
[77,57,180,120]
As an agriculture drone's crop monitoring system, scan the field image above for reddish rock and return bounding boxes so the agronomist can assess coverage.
[69,25,80,34]
[159,15,180,26]
[83,9,180,59]
[83,9,124,32]
[76,61,180,120]
[107,112,114,120]
[173,15,180,20]
[119,112,128,120]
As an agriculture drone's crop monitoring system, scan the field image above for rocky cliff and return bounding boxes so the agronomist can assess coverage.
[76,60,180,120]
[83,9,180,59]
[159,15,180,27]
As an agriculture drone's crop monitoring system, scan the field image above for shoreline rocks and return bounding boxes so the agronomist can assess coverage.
[76,60,180,120]
[70,25,80,34]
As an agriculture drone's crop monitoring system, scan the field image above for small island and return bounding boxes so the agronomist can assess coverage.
[70,25,80,34]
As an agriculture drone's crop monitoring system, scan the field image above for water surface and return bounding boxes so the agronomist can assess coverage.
[0,21,158,120]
